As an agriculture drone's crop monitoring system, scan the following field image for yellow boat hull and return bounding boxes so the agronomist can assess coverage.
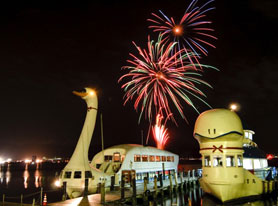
[200,169,274,202]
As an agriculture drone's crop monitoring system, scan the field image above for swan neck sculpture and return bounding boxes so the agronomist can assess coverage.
[65,88,98,171]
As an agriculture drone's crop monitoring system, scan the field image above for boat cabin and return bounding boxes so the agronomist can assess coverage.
[90,144,179,184]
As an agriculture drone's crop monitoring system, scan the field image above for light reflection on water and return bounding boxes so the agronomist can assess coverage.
[0,163,43,190]
[0,163,61,195]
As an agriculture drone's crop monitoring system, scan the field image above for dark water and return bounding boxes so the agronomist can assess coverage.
[0,162,64,204]
[1,163,278,205]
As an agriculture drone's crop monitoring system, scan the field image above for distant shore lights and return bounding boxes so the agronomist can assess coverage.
[0,157,12,164]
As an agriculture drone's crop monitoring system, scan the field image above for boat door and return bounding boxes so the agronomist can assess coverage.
[122,170,136,183]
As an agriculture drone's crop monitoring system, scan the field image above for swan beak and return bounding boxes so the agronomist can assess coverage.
[72,91,87,97]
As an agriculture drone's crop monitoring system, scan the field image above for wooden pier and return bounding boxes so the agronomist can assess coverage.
[49,170,199,206]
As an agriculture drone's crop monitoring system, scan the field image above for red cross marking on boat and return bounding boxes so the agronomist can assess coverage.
[212,145,223,153]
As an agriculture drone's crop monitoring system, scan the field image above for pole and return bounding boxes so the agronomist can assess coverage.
[40,187,43,206]
[162,163,165,180]
[153,175,158,199]
[62,181,67,201]
[121,178,125,200]
[84,178,88,197]
[132,174,137,205]
[169,171,173,196]
[101,113,105,165]
[101,181,105,204]
[141,130,144,146]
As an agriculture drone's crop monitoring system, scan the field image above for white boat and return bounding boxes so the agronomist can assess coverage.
[90,144,179,185]
[57,88,179,198]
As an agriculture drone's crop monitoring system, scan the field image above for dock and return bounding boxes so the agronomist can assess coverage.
[49,170,199,206]
[0,170,200,206]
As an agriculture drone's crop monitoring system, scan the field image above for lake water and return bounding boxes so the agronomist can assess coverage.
[0,162,277,205]
[0,162,64,204]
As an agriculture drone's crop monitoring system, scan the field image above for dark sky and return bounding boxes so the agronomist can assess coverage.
[0,0,277,160]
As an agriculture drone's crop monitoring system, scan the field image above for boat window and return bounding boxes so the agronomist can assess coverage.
[161,156,166,162]
[149,155,155,162]
[253,159,261,169]
[142,155,148,162]
[237,155,243,167]
[64,171,72,179]
[85,171,92,178]
[167,156,171,162]
[213,156,223,167]
[104,155,112,162]
[171,156,174,162]
[204,156,211,167]
[155,156,161,162]
[261,159,268,168]
[74,171,82,179]
[134,154,141,162]
[113,153,121,162]
[136,173,143,180]
[226,155,235,167]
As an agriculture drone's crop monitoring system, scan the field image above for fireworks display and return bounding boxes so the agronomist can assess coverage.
[148,0,217,57]
[119,34,216,124]
[119,0,218,149]
[152,113,170,150]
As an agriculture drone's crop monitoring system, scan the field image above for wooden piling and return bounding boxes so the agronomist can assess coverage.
[153,175,158,199]
[174,171,178,193]
[162,163,165,180]
[62,181,67,201]
[101,181,105,204]
[2,194,5,205]
[179,172,184,190]
[159,173,163,188]
[21,194,23,206]
[121,179,125,200]
[192,169,196,186]
[143,177,148,203]
[132,174,137,205]
[84,178,88,197]
[169,171,173,196]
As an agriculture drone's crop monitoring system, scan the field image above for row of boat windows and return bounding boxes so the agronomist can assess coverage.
[203,154,243,167]
[134,155,174,162]
[136,170,174,181]
[63,171,93,179]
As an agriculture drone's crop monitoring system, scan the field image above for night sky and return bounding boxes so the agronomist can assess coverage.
[0,0,277,160]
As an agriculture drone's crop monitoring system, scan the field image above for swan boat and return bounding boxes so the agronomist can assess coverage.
[193,109,275,202]
[57,88,179,198]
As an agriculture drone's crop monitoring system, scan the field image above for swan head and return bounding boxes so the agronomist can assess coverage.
[72,88,98,107]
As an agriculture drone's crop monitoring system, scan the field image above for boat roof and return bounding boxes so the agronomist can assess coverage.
[103,144,178,156]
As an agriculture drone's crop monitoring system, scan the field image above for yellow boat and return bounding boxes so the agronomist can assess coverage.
[193,109,275,202]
